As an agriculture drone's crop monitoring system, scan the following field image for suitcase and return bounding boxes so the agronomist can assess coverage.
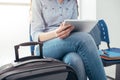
[0,42,78,80]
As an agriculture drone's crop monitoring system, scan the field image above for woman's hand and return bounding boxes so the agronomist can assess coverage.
[55,23,75,39]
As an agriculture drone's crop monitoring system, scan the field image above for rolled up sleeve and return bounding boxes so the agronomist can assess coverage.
[31,0,45,42]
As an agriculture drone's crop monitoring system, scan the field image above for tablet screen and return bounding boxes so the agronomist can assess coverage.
[64,19,98,32]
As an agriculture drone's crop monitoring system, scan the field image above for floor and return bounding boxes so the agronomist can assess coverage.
[105,65,116,80]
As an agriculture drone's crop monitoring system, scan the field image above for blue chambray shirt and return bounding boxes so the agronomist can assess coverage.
[31,0,78,41]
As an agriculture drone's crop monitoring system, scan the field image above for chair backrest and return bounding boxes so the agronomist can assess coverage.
[89,23,101,48]
[29,0,35,55]
[97,19,110,49]
[29,23,35,55]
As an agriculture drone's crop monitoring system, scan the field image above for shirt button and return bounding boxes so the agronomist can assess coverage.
[45,7,47,9]
[60,14,62,16]
[66,8,68,10]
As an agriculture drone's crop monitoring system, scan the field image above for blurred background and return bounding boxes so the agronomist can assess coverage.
[0,0,30,66]
[0,0,120,79]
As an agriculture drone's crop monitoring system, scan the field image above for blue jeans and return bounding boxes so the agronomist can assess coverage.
[36,32,107,80]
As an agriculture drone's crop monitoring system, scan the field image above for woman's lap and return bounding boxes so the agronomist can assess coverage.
[41,32,93,59]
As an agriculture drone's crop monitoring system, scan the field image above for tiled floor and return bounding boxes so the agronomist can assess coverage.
[105,65,116,80]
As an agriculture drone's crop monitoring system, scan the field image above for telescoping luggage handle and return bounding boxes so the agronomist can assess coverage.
[14,42,43,62]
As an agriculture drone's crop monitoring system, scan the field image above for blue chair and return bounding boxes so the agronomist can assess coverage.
[97,19,120,67]
[29,23,35,56]
[91,19,120,80]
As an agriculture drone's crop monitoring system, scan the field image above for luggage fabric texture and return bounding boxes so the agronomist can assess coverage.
[0,42,77,80]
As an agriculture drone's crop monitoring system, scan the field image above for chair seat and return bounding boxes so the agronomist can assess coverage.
[98,48,120,66]
[103,48,120,57]
[105,48,120,53]
[102,58,120,66]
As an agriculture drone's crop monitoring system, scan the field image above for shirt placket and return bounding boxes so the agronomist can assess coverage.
[58,5,64,23]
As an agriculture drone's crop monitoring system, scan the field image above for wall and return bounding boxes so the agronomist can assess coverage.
[96,0,120,78]
[96,0,120,47]
[78,0,96,20]
[0,4,30,66]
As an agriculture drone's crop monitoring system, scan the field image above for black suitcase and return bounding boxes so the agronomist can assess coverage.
[0,42,78,80]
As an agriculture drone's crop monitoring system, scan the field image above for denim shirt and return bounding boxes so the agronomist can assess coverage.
[31,0,78,41]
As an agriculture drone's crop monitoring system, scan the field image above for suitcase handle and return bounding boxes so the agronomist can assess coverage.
[14,42,43,62]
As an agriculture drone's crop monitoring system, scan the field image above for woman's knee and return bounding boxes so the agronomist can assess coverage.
[66,32,95,45]
[63,52,87,80]
[75,32,94,43]
[63,52,83,66]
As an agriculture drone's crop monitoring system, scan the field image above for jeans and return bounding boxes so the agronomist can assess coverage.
[36,32,107,80]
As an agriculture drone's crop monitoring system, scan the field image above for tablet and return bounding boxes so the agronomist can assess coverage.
[64,19,98,32]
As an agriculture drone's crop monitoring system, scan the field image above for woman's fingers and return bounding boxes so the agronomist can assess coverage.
[56,23,72,33]
[57,26,74,39]
[55,22,75,39]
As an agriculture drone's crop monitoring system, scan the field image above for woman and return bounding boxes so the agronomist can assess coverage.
[31,0,107,80]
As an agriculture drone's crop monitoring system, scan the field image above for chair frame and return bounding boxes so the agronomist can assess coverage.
[97,19,110,49]
[96,19,120,80]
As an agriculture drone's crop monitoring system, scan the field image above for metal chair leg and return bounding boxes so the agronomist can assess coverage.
[115,64,120,80]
